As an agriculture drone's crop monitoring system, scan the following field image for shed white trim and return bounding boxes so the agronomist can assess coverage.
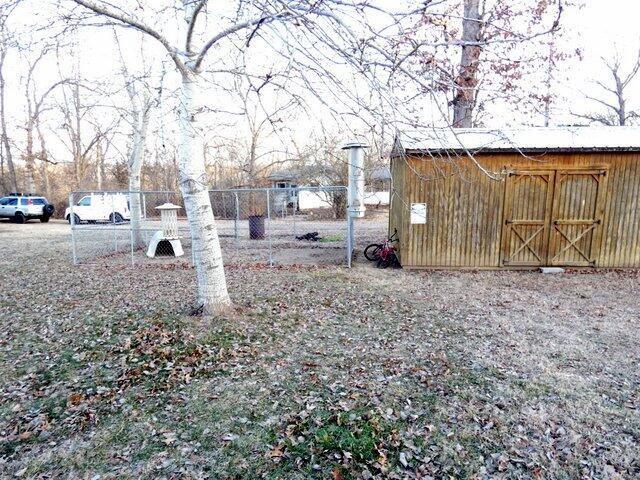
[395,126,640,154]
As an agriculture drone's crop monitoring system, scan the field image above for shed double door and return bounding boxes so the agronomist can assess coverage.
[501,168,606,267]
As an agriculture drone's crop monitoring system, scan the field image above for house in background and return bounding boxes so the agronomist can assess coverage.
[268,169,335,212]
[267,171,299,214]
[267,171,299,190]
[369,166,391,191]
[365,166,391,208]
[267,165,392,213]
[389,126,640,269]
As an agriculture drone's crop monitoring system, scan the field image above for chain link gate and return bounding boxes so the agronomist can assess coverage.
[69,187,352,267]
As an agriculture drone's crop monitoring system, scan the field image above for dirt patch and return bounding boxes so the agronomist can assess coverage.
[67,216,387,267]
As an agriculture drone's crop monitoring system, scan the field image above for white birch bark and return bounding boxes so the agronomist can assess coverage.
[128,98,149,249]
[179,75,231,313]
[96,138,103,190]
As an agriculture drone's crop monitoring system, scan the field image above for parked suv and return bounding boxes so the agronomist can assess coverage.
[65,193,131,224]
[0,193,55,223]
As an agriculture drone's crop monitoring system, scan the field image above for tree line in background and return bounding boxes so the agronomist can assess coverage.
[1,0,639,313]
[2,1,638,208]
[0,13,389,213]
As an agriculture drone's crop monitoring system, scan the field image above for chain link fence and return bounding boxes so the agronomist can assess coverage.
[68,187,354,267]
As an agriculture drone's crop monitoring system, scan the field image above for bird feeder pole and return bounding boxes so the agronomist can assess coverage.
[342,140,369,267]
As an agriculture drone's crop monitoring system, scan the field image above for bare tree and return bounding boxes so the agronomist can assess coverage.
[574,50,640,126]
[410,0,568,127]
[35,117,52,197]
[238,86,298,187]
[21,47,70,193]
[205,75,301,189]
[125,89,151,247]
[85,114,120,189]
[51,45,120,192]
[66,0,248,313]
[54,77,98,188]
[112,32,160,246]
[124,76,155,247]
[452,0,482,127]
[0,22,17,192]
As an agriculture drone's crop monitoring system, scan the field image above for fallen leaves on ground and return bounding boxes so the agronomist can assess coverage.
[0,223,639,478]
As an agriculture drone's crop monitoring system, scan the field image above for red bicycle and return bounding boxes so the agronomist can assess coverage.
[364,229,400,268]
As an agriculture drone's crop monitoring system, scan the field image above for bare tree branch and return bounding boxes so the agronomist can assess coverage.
[69,0,189,76]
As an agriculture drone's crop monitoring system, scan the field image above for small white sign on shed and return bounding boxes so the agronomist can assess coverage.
[411,203,427,224]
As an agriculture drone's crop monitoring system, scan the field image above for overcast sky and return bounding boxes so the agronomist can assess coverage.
[553,0,640,125]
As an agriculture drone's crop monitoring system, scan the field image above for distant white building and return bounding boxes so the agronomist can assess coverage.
[365,166,391,207]
[266,164,391,213]
[267,171,299,214]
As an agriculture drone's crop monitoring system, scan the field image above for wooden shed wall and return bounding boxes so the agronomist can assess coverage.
[388,151,407,263]
[388,152,640,268]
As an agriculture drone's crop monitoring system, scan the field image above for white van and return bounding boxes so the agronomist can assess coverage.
[65,193,131,224]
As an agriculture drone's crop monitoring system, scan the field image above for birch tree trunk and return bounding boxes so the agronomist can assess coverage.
[128,103,149,249]
[96,138,103,190]
[179,75,231,313]
[614,72,626,126]
[129,174,143,248]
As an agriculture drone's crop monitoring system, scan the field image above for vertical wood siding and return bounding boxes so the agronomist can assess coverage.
[389,152,640,268]
[388,157,407,263]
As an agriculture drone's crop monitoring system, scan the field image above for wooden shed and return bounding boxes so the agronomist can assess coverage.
[389,127,640,269]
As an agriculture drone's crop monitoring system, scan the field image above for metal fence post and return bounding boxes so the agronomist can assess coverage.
[347,186,354,268]
[347,215,353,268]
[234,191,240,245]
[266,189,273,267]
[142,193,147,220]
[69,192,78,265]
[129,190,135,266]
[292,190,297,238]
[112,194,118,253]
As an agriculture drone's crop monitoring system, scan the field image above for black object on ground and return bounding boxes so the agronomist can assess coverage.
[296,231,322,241]
[376,251,402,269]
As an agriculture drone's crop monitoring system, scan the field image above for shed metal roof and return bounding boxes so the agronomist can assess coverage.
[395,126,640,155]
[267,171,299,181]
[370,166,391,181]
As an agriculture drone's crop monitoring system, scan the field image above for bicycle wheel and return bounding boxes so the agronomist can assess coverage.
[364,243,382,261]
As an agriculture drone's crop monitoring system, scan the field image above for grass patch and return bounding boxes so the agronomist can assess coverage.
[0,316,256,464]
[319,234,343,243]
[314,420,379,461]
[271,408,396,478]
